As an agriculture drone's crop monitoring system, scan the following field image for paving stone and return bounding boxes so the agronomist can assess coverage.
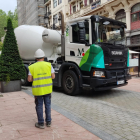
[125,135,136,140]
[134,132,140,137]
[23,79,140,140]
[0,91,100,140]
[113,134,122,139]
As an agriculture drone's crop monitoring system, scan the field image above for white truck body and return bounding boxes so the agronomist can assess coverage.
[14,15,131,95]
[14,25,61,61]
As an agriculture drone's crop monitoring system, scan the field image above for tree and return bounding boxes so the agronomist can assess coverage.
[0,42,3,50]
[0,10,7,41]
[13,8,18,20]
[11,8,18,29]
[7,10,14,20]
[0,18,25,82]
[0,9,18,41]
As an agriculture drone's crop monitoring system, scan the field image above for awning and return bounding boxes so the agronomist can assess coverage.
[127,44,140,52]
[129,50,140,54]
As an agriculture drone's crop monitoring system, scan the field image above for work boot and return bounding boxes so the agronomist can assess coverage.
[46,121,51,127]
[35,122,45,129]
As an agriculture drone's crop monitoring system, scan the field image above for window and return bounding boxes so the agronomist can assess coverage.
[58,0,62,5]
[132,13,138,22]
[131,3,140,22]
[45,6,47,13]
[90,0,93,4]
[72,24,79,43]
[53,14,57,24]
[73,6,76,13]
[85,22,89,43]
[132,3,140,13]
[72,22,89,43]
[131,35,140,44]
[116,9,126,23]
[53,0,57,8]
[80,2,83,9]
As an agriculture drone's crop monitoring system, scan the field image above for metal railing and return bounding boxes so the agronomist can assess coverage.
[46,11,51,16]
[44,0,51,4]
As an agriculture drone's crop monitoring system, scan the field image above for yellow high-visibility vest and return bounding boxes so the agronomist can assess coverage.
[29,61,52,96]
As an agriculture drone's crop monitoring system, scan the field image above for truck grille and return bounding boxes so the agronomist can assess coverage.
[111,71,124,77]
[110,62,125,68]
[98,43,128,69]
[106,69,126,80]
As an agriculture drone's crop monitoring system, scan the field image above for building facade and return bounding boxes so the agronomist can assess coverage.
[44,0,69,28]
[18,0,140,51]
[17,0,46,26]
[66,0,140,49]
[66,0,140,73]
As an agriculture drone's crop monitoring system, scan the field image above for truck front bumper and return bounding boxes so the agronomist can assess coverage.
[90,74,131,91]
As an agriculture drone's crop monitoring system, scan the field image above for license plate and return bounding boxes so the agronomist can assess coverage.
[117,80,124,85]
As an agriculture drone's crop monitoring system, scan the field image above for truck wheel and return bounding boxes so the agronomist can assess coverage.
[62,70,80,96]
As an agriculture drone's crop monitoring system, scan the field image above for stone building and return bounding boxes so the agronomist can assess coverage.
[44,0,69,28]
[66,0,140,50]
[18,0,140,53]
[17,0,46,26]
[66,0,140,74]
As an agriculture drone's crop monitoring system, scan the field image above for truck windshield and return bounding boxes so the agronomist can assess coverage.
[94,21,126,45]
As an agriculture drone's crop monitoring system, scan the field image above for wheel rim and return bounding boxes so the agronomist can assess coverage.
[65,76,74,90]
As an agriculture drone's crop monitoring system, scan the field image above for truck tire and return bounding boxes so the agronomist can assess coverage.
[62,70,80,96]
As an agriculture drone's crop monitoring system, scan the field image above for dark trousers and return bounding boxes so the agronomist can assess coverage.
[34,94,51,124]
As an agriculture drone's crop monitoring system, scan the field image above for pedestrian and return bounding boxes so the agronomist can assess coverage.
[28,49,55,129]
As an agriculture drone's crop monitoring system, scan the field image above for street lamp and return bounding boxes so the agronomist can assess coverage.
[58,11,65,59]
[44,14,49,28]
[53,17,56,30]
[58,16,61,28]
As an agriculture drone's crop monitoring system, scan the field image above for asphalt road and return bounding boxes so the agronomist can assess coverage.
[22,86,140,140]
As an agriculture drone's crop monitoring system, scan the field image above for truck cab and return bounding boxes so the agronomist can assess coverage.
[53,15,131,95]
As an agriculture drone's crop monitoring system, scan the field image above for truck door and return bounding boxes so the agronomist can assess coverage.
[65,20,91,66]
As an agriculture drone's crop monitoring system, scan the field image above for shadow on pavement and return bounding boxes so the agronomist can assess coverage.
[53,86,119,98]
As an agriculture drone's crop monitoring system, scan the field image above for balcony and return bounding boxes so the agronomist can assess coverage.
[68,0,77,4]
[91,0,101,10]
[67,0,102,20]
[47,11,51,17]
[44,0,51,5]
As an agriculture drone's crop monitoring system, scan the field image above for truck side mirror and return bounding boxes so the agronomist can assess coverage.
[77,22,86,43]
[120,28,124,37]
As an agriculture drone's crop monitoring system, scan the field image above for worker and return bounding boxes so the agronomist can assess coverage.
[28,49,55,129]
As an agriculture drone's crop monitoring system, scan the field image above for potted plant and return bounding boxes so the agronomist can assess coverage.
[0,18,26,93]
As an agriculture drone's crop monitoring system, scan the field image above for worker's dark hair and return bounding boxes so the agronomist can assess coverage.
[36,57,44,60]
[35,57,48,62]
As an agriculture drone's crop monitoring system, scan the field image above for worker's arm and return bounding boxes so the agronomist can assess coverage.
[51,73,55,79]
[51,65,55,79]
[28,75,33,82]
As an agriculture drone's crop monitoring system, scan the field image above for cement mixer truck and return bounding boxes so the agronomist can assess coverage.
[14,15,131,95]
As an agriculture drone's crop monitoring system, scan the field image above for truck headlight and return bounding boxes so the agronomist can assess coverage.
[93,71,105,78]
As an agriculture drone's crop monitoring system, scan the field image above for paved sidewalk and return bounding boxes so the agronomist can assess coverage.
[119,77,140,92]
[0,91,100,140]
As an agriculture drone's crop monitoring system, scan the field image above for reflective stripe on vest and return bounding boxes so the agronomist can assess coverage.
[33,76,52,81]
[29,61,52,96]
[32,83,52,88]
